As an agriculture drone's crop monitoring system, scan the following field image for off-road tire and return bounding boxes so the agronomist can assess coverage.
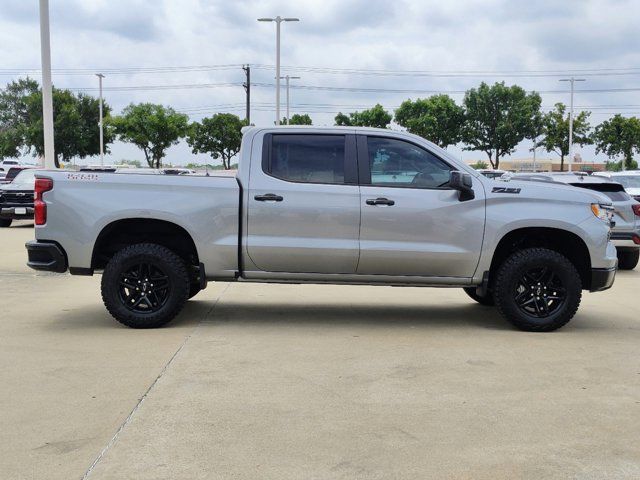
[101,243,190,328]
[463,287,495,306]
[617,249,639,270]
[494,248,582,332]
[0,218,12,227]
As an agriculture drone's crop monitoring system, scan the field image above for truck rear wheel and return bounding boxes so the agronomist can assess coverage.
[617,249,639,270]
[463,287,495,306]
[0,218,12,227]
[493,248,582,332]
[101,243,190,328]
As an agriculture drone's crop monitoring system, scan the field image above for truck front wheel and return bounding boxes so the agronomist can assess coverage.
[493,248,582,332]
[101,243,190,328]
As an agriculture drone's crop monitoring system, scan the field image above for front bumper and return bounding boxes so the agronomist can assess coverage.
[611,231,640,249]
[0,205,34,219]
[590,266,617,292]
[25,240,68,273]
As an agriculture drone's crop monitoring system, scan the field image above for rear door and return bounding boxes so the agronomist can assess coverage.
[357,134,485,278]
[246,133,360,274]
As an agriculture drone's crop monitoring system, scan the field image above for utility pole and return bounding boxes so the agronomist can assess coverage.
[96,73,105,167]
[242,65,251,124]
[258,16,300,125]
[279,75,300,124]
[39,0,55,169]
[559,77,586,172]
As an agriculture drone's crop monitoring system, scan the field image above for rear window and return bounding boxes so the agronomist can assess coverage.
[268,135,346,184]
[570,182,631,202]
[611,175,640,189]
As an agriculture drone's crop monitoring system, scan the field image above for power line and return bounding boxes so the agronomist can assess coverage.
[5,63,640,78]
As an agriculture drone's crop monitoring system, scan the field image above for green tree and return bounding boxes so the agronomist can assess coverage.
[461,82,542,169]
[283,113,312,125]
[394,95,464,148]
[111,103,188,168]
[537,103,592,171]
[592,114,640,170]
[469,160,489,169]
[23,87,114,168]
[115,159,142,168]
[334,103,391,128]
[186,113,246,170]
[0,77,39,158]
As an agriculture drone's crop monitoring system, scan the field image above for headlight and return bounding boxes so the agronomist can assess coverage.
[591,203,614,224]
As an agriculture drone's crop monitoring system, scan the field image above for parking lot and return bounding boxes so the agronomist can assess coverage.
[1,220,639,479]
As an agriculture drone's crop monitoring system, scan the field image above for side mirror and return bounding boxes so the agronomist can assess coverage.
[448,171,475,201]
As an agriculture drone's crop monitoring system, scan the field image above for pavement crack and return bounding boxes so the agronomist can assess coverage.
[80,283,231,479]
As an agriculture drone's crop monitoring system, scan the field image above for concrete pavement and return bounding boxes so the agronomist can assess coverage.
[1,221,639,479]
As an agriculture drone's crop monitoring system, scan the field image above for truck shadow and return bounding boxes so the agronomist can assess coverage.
[203,300,511,331]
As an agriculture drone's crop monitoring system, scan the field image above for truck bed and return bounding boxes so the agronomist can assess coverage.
[35,170,241,278]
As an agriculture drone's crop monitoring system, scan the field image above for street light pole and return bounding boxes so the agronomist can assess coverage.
[38,0,55,169]
[279,75,301,124]
[258,16,299,125]
[96,73,105,167]
[559,77,586,172]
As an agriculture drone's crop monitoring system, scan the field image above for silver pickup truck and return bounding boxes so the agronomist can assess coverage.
[26,126,618,332]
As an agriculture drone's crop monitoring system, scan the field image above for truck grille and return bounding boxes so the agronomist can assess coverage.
[1,191,33,205]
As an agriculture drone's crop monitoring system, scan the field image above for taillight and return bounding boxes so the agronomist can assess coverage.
[633,203,640,217]
[34,177,53,225]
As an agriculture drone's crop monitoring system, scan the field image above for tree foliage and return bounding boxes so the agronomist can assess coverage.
[0,78,39,158]
[284,113,312,125]
[111,103,188,168]
[537,103,592,171]
[23,88,114,167]
[335,103,391,128]
[469,160,489,169]
[592,114,640,169]
[461,82,542,169]
[1,78,114,167]
[186,113,246,170]
[394,95,464,148]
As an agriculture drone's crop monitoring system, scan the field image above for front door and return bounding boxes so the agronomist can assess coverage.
[247,133,360,274]
[357,135,485,278]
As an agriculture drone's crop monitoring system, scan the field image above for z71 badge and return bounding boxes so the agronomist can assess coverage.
[492,187,521,194]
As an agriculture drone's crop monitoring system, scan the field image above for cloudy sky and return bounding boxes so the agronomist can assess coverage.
[1,0,639,166]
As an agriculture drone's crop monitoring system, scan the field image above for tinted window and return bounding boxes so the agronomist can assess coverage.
[612,175,640,189]
[367,137,452,188]
[570,183,631,202]
[269,135,345,184]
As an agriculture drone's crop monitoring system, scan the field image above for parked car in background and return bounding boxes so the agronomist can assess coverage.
[504,172,640,269]
[595,171,640,202]
[477,169,508,179]
[26,126,617,332]
[162,168,197,175]
[0,166,33,184]
[0,160,21,173]
[0,168,37,227]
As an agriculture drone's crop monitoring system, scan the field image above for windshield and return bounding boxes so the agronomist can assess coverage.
[611,175,640,189]
[11,169,36,188]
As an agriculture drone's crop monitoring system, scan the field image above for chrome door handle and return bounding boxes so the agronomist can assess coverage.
[366,197,395,206]
[254,193,284,202]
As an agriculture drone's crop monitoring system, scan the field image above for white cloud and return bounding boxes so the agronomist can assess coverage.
[1,0,639,165]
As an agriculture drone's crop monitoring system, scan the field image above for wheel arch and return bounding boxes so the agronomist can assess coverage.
[488,227,592,290]
[92,218,199,270]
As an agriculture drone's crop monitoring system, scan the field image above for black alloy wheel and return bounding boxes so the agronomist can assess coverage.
[513,266,566,318]
[118,262,171,313]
